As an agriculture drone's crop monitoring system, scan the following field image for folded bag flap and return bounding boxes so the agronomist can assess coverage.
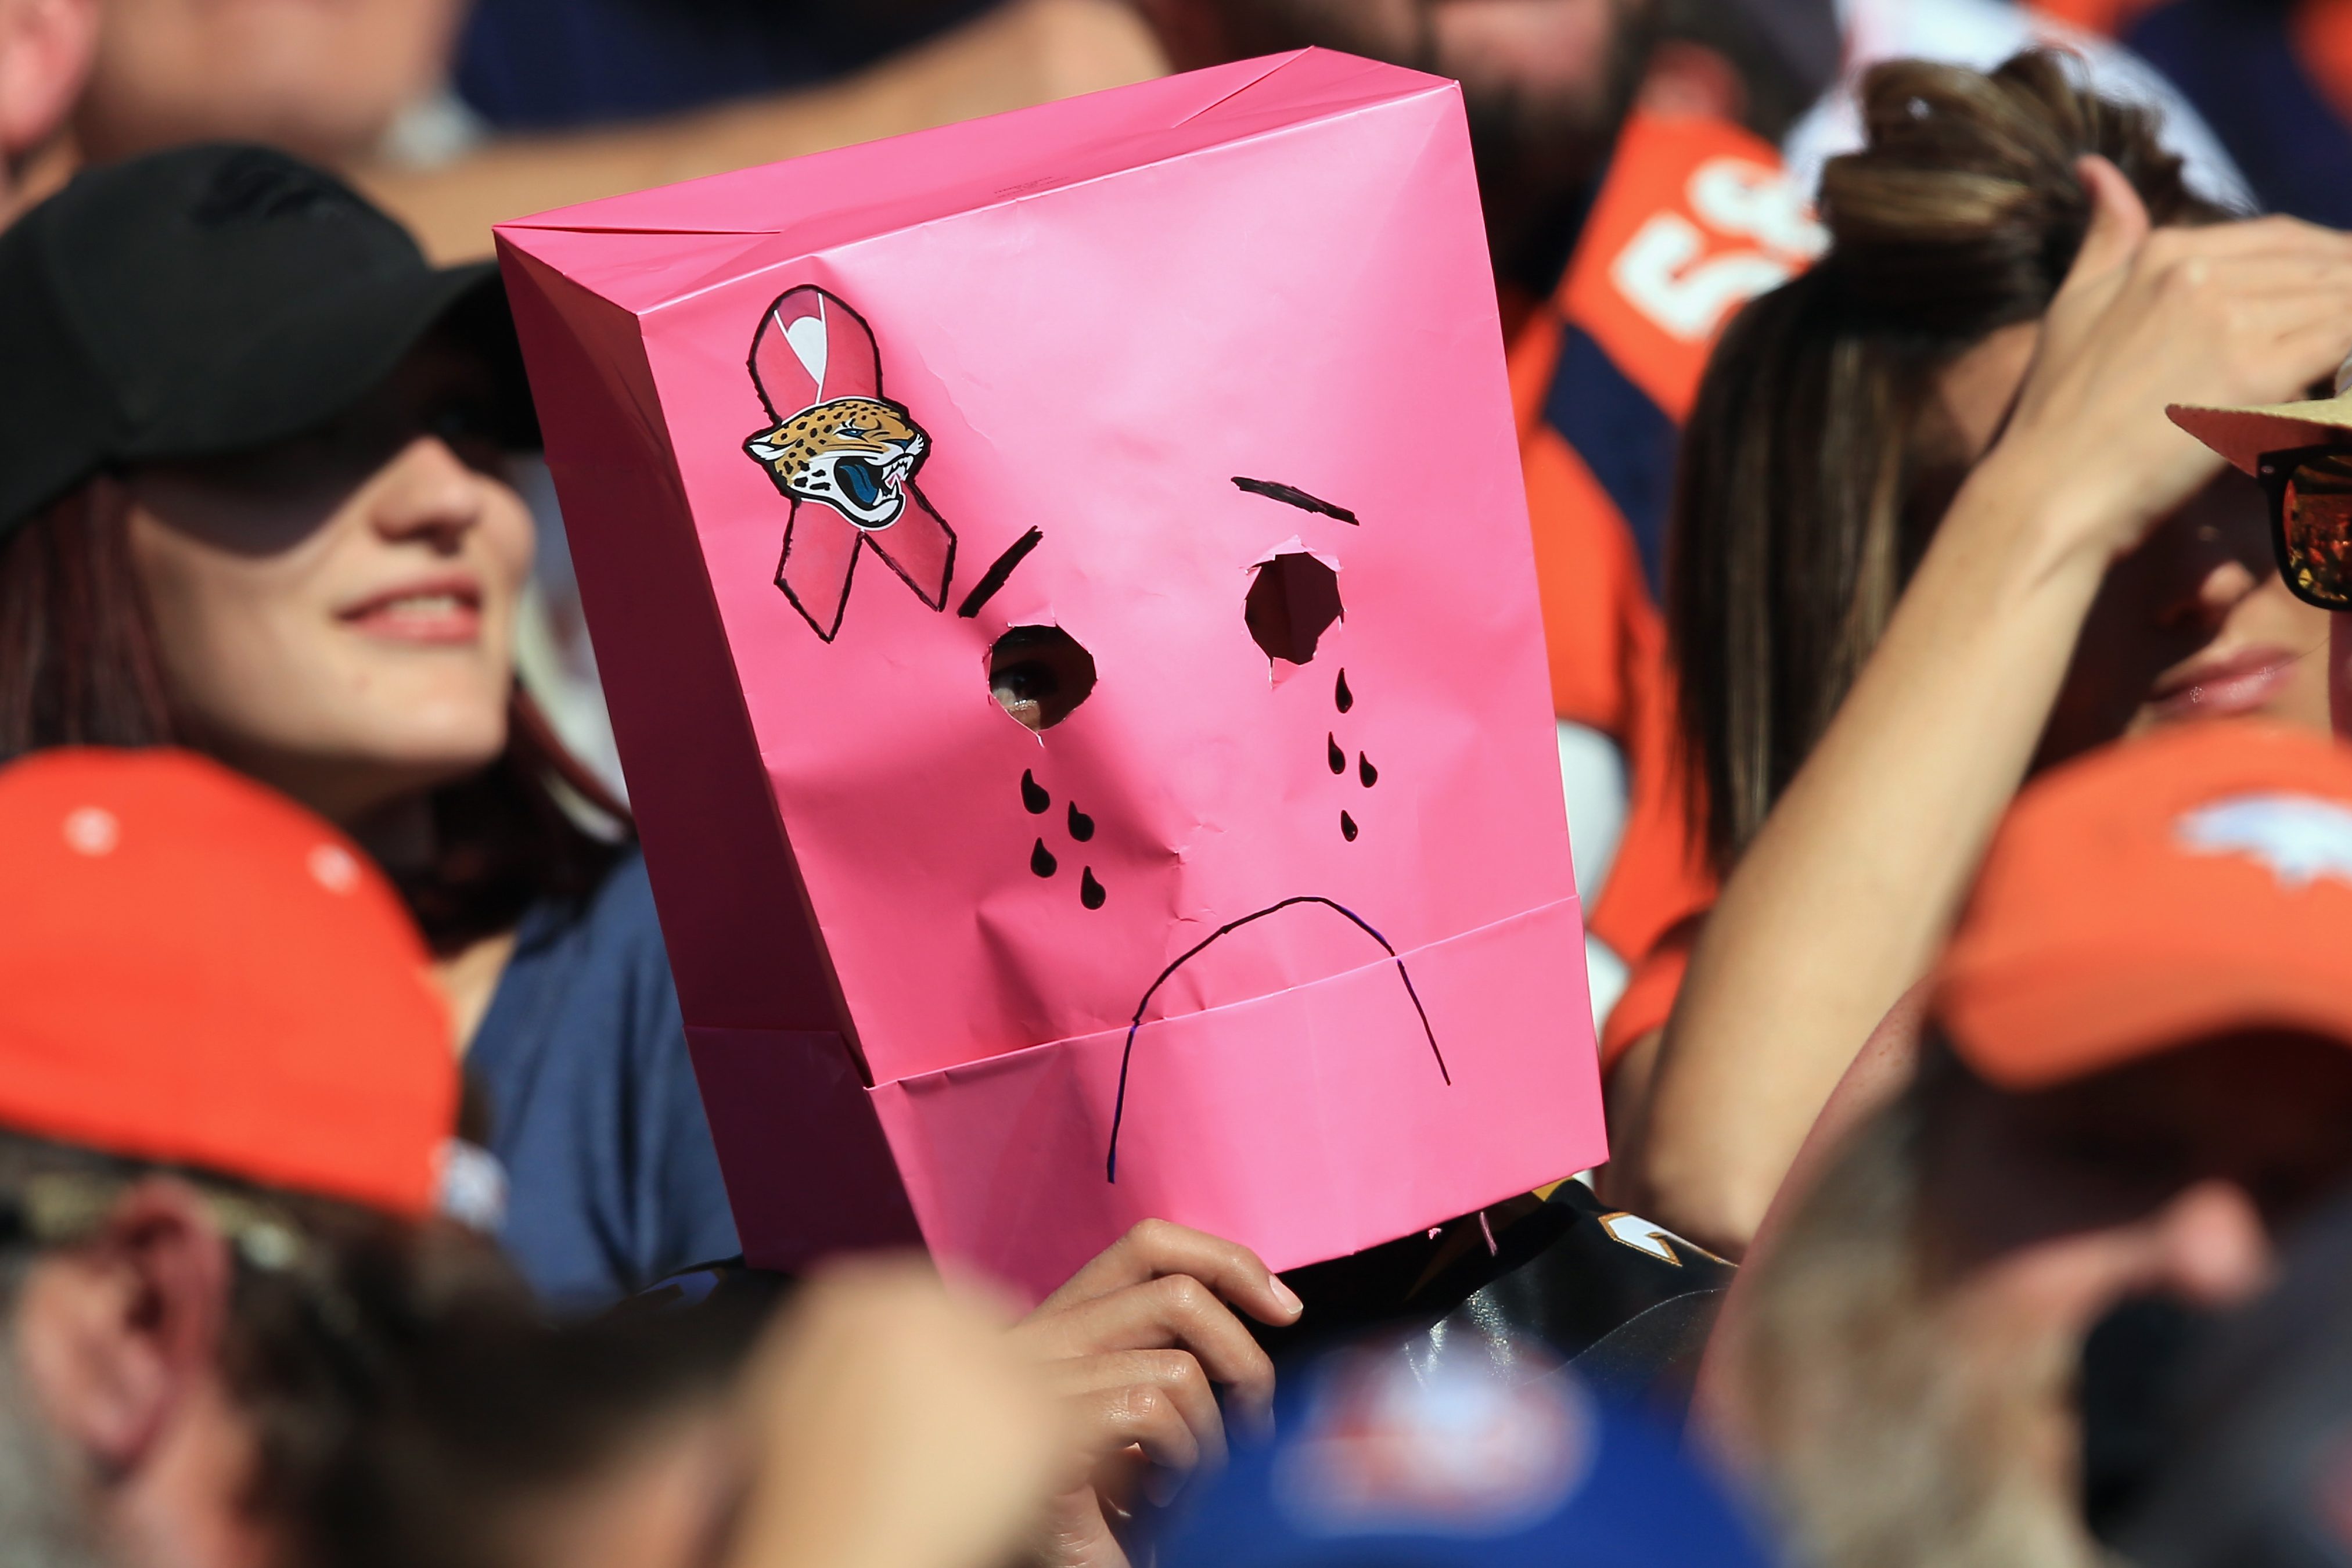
[869,896,1604,1302]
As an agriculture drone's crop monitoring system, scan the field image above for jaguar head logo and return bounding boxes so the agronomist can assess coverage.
[746,394,929,531]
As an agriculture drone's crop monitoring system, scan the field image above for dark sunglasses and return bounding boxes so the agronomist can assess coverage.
[2259,443,2352,610]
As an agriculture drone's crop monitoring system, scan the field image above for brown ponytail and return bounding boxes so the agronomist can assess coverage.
[1670,50,2231,872]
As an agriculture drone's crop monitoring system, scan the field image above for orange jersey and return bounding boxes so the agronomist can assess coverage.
[1511,109,1822,1014]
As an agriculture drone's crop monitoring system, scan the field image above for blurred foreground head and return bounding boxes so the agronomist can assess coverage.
[1729,724,2352,1568]
[0,746,530,1568]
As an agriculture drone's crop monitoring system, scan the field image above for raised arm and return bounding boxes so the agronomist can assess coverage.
[352,0,1167,263]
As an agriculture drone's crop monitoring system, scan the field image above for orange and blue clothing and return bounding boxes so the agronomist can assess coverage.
[1508,109,1824,1070]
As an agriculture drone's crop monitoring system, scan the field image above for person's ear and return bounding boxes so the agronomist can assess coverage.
[13,1178,234,1470]
[0,0,99,160]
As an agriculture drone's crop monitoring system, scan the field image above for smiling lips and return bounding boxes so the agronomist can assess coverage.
[2149,645,2300,724]
[336,576,484,645]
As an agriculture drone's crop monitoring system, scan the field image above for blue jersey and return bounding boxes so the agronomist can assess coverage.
[469,848,740,1312]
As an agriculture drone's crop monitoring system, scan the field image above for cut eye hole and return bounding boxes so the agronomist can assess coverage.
[990,625,1098,732]
[1245,552,1342,666]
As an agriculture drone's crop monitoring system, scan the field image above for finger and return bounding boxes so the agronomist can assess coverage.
[1046,1348,1228,1468]
[2060,154,2151,299]
[2259,316,2352,391]
[2131,213,2352,262]
[1033,1486,1133,1568]
[1024,1274,1280,1423]
[1066,1382,1209,1478]
[1028,1219,1304,1328]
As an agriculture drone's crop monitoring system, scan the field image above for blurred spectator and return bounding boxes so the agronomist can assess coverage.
[1601,0,2257,1074]
[1152,1348,1774,1568]
[64,0,1163,261]
[449,0,999,131]
[364,0,1160,261]
[1622,54,2352,1256]
[1714,722,2352,1568]
[0,742,1106,1568]
[69,0,466,168]
[0,145,735,1311]
[0,0,94,225]
[0,746,531,1568]
[1783,0,2254,213]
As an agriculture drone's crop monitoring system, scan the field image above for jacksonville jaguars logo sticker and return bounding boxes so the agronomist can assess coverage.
[746,286,956,641]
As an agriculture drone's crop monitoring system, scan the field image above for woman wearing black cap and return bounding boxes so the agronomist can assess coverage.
[0,142,736,1310]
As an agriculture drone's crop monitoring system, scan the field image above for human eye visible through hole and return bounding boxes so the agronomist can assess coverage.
[988,625,1096,731]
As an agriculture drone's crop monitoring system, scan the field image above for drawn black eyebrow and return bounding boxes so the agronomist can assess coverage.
[1231,476,1358,524]
[955,527,1045,618]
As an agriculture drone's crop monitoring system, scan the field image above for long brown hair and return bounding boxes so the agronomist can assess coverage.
[0,479,625,953]
[1668,51,2229,871]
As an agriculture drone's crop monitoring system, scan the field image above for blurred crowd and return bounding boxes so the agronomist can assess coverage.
[12,0,2352,1565]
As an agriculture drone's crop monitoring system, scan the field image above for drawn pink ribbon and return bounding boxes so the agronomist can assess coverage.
[746,286,956,642]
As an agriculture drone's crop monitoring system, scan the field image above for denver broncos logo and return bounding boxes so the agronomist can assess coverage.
[2177,793,2352,889]
[745,287,956,642]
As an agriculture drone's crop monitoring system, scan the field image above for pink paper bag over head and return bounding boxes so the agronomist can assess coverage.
[495,49,1606,1301]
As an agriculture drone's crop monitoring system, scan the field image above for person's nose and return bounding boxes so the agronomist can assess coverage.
[2158,559,2261,638]
[369,436,487,555]
[2139,1179,2273,1311]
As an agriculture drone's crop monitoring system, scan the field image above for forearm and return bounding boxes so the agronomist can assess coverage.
[353,0,1167,262]
[1635,465,2110,1253]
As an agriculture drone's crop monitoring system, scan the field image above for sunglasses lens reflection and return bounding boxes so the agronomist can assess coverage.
[2285,453,2352,608]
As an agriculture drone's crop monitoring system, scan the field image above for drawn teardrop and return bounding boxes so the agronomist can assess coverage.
[1080,868,1107,909]
[1068,803,1096,842]
[1031,839,1058,877]
[1336,669,1354,713]
[1328,733,1346,774]
[1021,769,1051,814]
[1340,811,1360,842]
[1358,753,1378,787]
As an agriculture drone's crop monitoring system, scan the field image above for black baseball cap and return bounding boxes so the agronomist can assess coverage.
[0,142,538,536]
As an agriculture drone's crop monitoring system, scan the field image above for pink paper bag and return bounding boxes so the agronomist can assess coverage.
[495,49,1605,1301]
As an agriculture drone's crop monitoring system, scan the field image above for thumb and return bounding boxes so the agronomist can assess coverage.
[2059,154,2151,299]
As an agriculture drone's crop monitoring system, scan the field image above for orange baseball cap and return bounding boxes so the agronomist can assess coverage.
[1936,722,2352,1091]
[0,749,456,1215]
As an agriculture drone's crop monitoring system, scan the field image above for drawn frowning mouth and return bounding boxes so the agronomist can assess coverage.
[1105,896,1448,1181]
